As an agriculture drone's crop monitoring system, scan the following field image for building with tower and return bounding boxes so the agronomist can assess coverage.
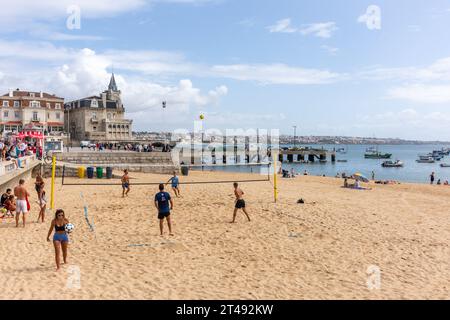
[64,74,133,142]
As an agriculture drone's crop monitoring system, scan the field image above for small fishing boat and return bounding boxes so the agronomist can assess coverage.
[416,156,435,163]
[382,160,404,168]
[365,151,392,159]
[440,163,450,168]
[364,146,392,159]
[337,160,348,163]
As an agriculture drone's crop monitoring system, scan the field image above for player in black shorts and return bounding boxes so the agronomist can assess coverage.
[231,182,251,223]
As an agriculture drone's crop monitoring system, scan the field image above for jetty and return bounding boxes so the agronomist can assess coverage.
[279,148,336,163]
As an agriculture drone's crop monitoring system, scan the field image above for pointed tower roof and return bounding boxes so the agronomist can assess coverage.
[108,73,118,91]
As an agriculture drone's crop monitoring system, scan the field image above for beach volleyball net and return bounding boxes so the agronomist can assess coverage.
[60,163,272,186]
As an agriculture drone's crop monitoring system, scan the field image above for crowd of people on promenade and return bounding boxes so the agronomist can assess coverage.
[0,139,38,169]
[79,142,172,153]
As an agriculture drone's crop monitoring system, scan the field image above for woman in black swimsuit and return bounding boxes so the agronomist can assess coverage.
[46,209,70,271]
[35,174,45,201]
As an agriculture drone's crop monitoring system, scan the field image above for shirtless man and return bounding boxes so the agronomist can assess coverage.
[231,182,251,223]
[14,179,30,227]
[121,169,130,197]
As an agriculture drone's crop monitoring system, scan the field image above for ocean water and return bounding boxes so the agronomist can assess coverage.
[189,144,450,184]
[278,144,450,184]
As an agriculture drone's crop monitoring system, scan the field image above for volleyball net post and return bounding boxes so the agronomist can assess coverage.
[273,150,278,203]
[50,155,56,209]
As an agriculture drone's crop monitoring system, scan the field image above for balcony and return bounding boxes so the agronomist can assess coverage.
[90,118,98,123]
[31,118,41,122]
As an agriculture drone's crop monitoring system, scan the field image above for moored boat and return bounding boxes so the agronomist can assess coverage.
[382,160,404,168]
[440,163,450,168]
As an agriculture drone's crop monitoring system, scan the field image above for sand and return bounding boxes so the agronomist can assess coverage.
[0,170,449,300]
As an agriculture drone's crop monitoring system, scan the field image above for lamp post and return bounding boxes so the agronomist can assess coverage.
[292,125,297,149]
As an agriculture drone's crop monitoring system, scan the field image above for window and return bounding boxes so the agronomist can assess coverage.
[14,101,20,107]
[56,113,61,119]
[30,92,35,97]
[107,113,112,120]
[4,111,9,117]
[46,103,51,108]
[55,103,61,109]
[31,101,40,108]
[91,100,98,107]
[93,126,97,131]
[47,113,50,119]
[14,111,19,118]
[92,112,97,120]
[2,101,9,107]
[32,112,38,121]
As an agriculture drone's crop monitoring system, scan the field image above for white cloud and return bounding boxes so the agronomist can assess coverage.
[387,84,450,104]
[299,22,338,38]
[267,18,297,33]
[359,57,450,82]
[321,45,339,56]
[267,19,338,38]
[211,64,341,85]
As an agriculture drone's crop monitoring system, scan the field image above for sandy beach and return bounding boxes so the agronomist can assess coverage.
[1,170,449,300]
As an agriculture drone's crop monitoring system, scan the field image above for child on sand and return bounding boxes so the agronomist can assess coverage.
[231,182,251,223]
[37,190,47,223]
[121,169,130,197]
[167,171,181,197]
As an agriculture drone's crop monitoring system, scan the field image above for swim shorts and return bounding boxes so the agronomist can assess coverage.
[53,233,69,243]
[235,199,246,209]
[16,200,28,213]
[158,211,170,220]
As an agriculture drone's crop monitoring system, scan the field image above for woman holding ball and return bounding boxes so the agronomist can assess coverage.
[47,209,71,271]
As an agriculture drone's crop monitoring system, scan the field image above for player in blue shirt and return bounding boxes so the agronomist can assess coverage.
[166,171,181,197]
[154,184,174,236]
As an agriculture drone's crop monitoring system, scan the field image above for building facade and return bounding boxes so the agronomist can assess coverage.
[64,74,133,142]
[0,89,64,133]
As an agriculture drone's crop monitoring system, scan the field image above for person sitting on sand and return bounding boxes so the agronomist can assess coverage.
[1,188,12,207]
[3,195,16,218]
[444,180,449,186]
[231,182,251,223]
[46,209,70,271]
[303,170,308,176]
[154,184,174,236]
[167,171,181,197]
[37,190,47,223]
[121,169,130,197]
[343,178,349,188]
[437,179,442,185]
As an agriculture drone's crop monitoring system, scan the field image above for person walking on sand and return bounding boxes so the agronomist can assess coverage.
[46,209,70,271]
[37,190,47,223]
[371,171,375,181]
[14,179,30,227]
[35,173,45,201]
[231,182,251,223]
[154,184,174,236]
[430,172,435,185]
[167,171,181,197]
[121,169,130,197]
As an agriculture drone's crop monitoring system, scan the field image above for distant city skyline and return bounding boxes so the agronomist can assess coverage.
[1,1,450,140]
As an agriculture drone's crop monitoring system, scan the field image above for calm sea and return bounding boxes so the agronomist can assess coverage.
[190,144,450,184]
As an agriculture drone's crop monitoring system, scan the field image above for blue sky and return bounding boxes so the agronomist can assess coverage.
[1,0,450,140]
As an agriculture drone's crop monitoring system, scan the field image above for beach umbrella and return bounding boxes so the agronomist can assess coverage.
[354,173,370,183]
